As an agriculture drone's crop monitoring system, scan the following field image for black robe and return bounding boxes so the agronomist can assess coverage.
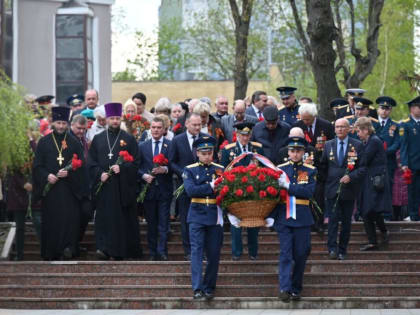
[88,127,141,259]
[32,131,87,259]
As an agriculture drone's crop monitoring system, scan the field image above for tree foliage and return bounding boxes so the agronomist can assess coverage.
[0,71,33,173]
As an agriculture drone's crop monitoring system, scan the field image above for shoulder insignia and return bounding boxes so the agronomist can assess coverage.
[369,105,376,110]
[369,117,378,123]
[211,162,224,168]
[250,141,262,148]
[186,163,199,168]
[277,161,291,168]
[336,105,348,109]
[303,163,316,169]
[277,105,285,111]
[343,115,354,120]
[224,143,236,150]
[399,127,404,136]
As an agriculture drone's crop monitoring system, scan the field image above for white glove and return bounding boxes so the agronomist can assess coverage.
[228,213,241,228]
[265,218,274,228]
[277,172,290,190]
[210,178,215,190]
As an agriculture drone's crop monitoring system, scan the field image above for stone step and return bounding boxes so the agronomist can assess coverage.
[14,250,420,262]
[1,271,419,286]
[24,230,420,243]
[1,260,419,274]
[2,283,420,298]
[1,296,420,309]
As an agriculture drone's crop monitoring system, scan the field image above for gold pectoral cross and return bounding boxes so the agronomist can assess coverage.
[57,154,64,166]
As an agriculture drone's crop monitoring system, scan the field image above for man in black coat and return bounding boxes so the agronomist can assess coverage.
[319,118,366,260]
[251,106,290,164]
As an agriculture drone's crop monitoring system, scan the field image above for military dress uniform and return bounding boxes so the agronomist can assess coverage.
[183,136,224,300]
[277,86,300,125]
[274,137,317,302]
[345,97,378,140]
[220,122,264,260]
[400,96,420,221]
[336,88,378,120]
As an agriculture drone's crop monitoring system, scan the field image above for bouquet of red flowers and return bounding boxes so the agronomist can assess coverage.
[137,153,169,203]
[43,154,83,196]
[123,114,150,141]
[172,123,182,134]
[95,150,134,195]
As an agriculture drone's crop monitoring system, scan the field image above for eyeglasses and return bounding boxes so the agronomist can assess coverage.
[218,102,228,105]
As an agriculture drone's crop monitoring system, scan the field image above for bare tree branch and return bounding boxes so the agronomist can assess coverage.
[332,0,350,80]
[228,0,241,29]
[289,0,312,62]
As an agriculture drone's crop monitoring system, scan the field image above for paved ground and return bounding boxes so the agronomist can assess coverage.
[1,310,420,315]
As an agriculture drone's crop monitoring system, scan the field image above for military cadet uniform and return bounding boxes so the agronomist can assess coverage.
[400,96,420,221]
[336,88,377,120]
[374,96,400,219]
[274,137,317,302]
[277,86,300,125]
[220,122,264,260]
[183,136,224,300]
[345,97,378,140]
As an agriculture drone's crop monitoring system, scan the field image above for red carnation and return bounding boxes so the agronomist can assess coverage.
[87,120,94,129]
[125,114,131,120]
[226,174,236,182]
[258,174,266,182]
[232,131,237,142]
[258,117,264,122]
[280,189,287,201]
[173,123,182,133]
[220,185,229,197]
[71,154,83,171]
[259,190,267,198]
[153,153,168,166]
[266,186,278,197]
[219,140,229,150]
[403,168,412,185]
[246,185,254,193]
[250,170,258,177]
[216,195,223,205]
[133,115,142,121]
[347,164,354,171]
[241,176,248,183]
[247,164,257,171]
[214,177,223,186]
[235,189,244,197]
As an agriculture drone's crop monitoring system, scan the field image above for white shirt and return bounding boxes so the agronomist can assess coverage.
[186,131,198,150]
[152,136,164,155]
[378,117,389,127]
[252,104,262,118]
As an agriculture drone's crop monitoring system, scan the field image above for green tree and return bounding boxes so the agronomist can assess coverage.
[128,30,158,81]
[112,68,137,81]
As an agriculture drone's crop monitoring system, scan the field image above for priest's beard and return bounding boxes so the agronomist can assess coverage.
[108,125,121,133]
[52,123,68,135]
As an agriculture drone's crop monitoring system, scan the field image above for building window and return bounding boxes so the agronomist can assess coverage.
[56,14,92,104]
[0,0,13,78]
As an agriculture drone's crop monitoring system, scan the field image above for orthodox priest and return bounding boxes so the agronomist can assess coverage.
[32,106,87,260]
[88,102,141,260]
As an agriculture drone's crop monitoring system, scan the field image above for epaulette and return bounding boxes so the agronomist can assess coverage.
[277,161,291,168]
[211,162,224,168]
[277,105,285,111]
[336,104,348,109]
[369,117,378,123]
[186,163,199,168]
[303,163,316,169]
[224,143,236,150]
[250,141,262,148]
[369,105,376,110]
[402,118,410,123]
[343,115,354,120]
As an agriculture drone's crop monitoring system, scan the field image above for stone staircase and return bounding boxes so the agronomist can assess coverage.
[1,221,420,309]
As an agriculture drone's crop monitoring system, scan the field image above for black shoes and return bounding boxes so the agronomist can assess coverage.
[360,243,378,251]
[328,251,337,260]
[193,290,204,300]
[338,253,346,260]
[249,255,257,261]
[278,290,290,303]
[290,292,301,301]
[381,231,390,244]
[204,291,214,300]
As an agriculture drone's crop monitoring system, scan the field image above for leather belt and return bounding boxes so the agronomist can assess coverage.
[281,199,310,206]
[191,198,217,205]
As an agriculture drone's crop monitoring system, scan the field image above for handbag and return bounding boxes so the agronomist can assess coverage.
[372,173,385,192]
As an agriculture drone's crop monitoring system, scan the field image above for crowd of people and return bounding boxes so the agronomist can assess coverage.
[0,85,419,302]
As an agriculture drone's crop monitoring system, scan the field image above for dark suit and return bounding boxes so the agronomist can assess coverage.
[183,162,224,295]
[220,114,258,143]
[319,137,366,255]
[168,131,206,256]
[138,138,173,258]
[245,105,263,119]
[251,121,291,164]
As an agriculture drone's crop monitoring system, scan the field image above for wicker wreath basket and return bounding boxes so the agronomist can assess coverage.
[227,199,278,228]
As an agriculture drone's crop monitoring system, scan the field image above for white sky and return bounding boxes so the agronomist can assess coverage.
[112,0,161,73]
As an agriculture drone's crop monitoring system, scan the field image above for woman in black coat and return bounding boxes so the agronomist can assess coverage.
[355,117,392,250]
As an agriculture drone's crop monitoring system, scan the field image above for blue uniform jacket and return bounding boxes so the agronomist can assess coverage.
[220,141,264,167]
[273,161,316,228]
[138,138,173,200]
[373,119,400,173]
[183,162,224,225]
[400,117,420,171]
[278,105,300,126]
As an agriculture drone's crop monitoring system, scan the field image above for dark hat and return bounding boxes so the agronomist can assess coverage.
[276,86,297,99]
[406,96,420,107]
[35,95,55,104]
[234,121,255,135]
[104,103,123,118]
[329,98,348,109]
[345,88,365,97]
[262,105,278,121]
[376,96,396,108]
[287,136,307,149]
[193,136,216,152]
[67,94,85,107]
[353,97,373,109]
[51,106,71,122]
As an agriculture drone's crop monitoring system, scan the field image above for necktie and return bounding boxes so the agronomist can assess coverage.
[381,121,385,128]
[154,141,160,156]
[191,135,197,159]
[338,141,344,167]
[191,135,196,150]
[308,125,313,139]
[242,145,247,153]
[258,111,262,119]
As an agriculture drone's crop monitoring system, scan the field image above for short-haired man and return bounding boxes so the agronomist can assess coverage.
[70,115,89,159]
[212,96,229,120]
[85,89,99,110]
[138,116,173,260]
[246,90,267,119]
